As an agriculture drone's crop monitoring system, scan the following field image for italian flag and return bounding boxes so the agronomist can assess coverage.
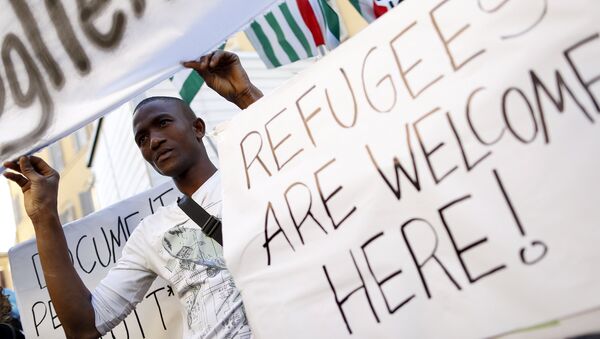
[170,69,205,104]
[349,0,404,23]
[169,44,226,104]
[309,0,347,49]
[246,0,348,69]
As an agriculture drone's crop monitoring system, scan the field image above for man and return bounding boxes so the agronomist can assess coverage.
[3,50,263,339]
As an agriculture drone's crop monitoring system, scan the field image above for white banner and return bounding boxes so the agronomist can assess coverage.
[9,182,182,339]
[218,0,600,338]
[0,0,277,166]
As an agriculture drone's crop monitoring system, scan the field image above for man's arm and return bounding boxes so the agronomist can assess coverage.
[183,50,264,109]
[3,157,100,339]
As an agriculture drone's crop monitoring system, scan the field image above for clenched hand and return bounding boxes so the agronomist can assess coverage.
[3,156,59,223]
[183,50,263,109]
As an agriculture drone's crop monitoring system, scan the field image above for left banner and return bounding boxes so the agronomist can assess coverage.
[9,181,181,339]
[0,0,278,165]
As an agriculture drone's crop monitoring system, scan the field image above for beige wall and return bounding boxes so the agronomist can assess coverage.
[337,0,369,36]
[4,125,95,287]
[11,133,93,242]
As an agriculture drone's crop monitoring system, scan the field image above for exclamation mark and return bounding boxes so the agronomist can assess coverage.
[493,169,548,265]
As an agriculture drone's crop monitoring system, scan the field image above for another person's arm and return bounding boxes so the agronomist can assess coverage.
[183,50,263,109]
[3,157,100,339]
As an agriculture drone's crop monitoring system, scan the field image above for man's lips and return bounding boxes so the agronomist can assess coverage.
[154,149,173,164]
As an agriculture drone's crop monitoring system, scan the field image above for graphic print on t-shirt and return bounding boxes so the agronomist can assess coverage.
[163,220,226,269]
[161,220,249,338]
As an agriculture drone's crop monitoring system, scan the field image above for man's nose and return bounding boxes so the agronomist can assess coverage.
[150,134,165,150]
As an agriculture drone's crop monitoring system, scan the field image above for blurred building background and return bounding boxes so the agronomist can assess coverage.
[0,0,367,290]
[1,124,96,290]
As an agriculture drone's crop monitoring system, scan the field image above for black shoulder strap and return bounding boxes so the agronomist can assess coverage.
[177,195,223,246]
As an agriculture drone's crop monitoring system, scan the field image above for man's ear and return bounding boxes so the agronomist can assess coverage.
[192,117,206,141]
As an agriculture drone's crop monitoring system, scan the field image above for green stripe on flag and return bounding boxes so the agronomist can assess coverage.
[265,12,300,62]
[171,44,225,104]
[250,22,282,67]
[348,0,362,14]
[279,3,314,58]
[318,0,341,40]
[179,71,204,104]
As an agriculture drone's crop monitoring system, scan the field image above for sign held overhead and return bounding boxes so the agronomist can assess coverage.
[218,0,600,338]
[0,0,278,165]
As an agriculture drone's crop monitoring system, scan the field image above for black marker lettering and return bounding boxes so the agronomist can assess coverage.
[531,69,593,144]
[76,235,97,274]
[564,33,600,112]
[361,47,397,113]
[153,188,174,207]
[413,108,458,185]
[263,201,295,266]
[314,158,356,230]
[401,218,461,298]
[48,300,62,329]
[390,21,444,99]
[9,0,64,87]
[44,0,91,74]
[492,169,548,265]
[110,217,130,262]
[32,253,46,290]
[265,108,303,171]
[365,124,420,200]
[132,308,146,338]
[502,87,538,144]
[446,112,491,171]
[430,0,486,71]
[93,227,112,267]
[0,72,5,118]
[296,85,322,147]
[130,0,146,17]
[32,301,47,336]
[123,211,140,238]
[361,232,415,314]
[323,251,380,334]
[240,131,272,190]
[76,0,127,49]
[326,68,358,128]
[284,182,328,244]
[1,34,53,157]
[465,87,505,145]
[439,195,506,283]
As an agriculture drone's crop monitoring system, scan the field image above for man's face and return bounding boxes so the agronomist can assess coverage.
[132,100,203,177]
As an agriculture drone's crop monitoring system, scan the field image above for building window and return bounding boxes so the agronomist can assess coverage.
[79,190,95,217]
[49,143,65,172]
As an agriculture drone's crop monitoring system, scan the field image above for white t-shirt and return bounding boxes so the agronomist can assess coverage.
[91,172,251,338]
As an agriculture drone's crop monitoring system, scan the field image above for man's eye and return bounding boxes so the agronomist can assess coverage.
[159,119,170,127]
[138,135,148,145]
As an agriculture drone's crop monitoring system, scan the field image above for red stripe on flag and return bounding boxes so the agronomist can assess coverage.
[296,0,325,46]
[373,1,388,18]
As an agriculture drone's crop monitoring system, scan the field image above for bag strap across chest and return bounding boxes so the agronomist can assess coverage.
[177,195,223,246]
